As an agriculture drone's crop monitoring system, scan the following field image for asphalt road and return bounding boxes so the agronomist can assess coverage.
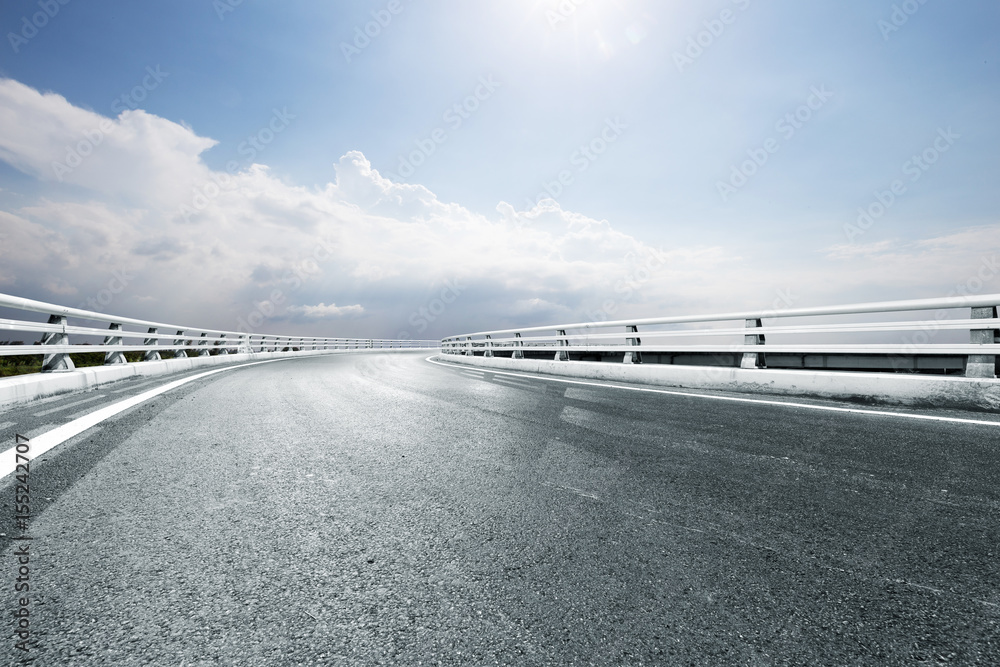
[1,352,998,665]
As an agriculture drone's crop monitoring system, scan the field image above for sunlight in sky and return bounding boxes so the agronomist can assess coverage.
[0,1,997,338]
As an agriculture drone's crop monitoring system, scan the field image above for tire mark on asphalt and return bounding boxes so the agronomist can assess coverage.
[32,394,105,417]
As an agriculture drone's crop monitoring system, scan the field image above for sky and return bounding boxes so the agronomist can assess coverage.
[0,0,998,340]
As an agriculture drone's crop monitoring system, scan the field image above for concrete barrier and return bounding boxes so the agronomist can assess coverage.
[434,354,1000,412]
[0,348,430,409]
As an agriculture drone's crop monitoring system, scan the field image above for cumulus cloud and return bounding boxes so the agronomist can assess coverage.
[0,77,997,340]
[0,78,215,208]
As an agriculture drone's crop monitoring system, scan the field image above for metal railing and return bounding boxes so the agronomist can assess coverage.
[441,294,1000,379]
[0,293,438,373]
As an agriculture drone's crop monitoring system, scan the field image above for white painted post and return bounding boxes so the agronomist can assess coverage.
[173,330,188,358]
[103,323,127,365]
[740,318,765,369]
[967,306,998,378]
[624,325,641,364]
[555,329,569,361]
[198,332,211,356]
[40,314,75,372]
[143,327,161,361]
[513,333,524,359]
[484,335,493,357]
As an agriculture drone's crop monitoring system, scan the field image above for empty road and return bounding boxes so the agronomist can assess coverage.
[1,351,998,665]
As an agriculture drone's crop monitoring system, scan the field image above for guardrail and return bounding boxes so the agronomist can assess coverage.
[441,294,1000,379]
[0,293,438,373]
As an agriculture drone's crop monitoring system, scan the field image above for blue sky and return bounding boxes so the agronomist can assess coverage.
[0,0,998,338]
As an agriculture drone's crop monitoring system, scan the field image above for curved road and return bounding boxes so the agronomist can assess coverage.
[1,352,998,665]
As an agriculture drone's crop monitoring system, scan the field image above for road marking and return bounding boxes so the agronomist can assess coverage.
[425,356,1000,428]
[21,423,59,440]
[0,357,297,480]
[33,394,105,417]
[0,422,14,430]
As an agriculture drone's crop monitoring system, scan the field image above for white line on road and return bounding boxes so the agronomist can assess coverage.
[0,422,14,430]
[0,358,296,480]
[33,394,105,417]
[425,356,1000,428]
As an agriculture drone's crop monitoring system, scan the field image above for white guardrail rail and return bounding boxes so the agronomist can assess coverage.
[441,294,1000,379]
[0,293,438,373]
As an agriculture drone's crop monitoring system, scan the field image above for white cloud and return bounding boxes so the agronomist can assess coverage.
[0,79,215,208]
[822,227,1000,294]
[0,77,997,339]
[286,303,365,319]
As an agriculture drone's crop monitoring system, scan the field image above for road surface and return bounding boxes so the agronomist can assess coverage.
[1,352,998,665]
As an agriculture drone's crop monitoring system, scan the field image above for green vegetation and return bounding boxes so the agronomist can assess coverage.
[0,346,236,378]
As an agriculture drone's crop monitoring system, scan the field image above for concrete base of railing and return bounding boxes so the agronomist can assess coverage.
[0,348,431,409]
[435,354,1000,412]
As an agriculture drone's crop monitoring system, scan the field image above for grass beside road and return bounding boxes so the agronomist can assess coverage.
[0,351,152,377]
[0,346,301,378]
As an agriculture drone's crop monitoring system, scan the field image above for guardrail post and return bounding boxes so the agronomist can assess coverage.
[40,314,75,372]
[198,332,211,356]
[103,323,127,365]
[967,306,998,378]
[740,318,765,369]
[513,333,524,359]
[216,333,229,355]
[173,330,188,358]
[143,327,161,361]
[555,329,569,361]
[464,337,474,356]
[484,335,494,357]
[624,325,641,364]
